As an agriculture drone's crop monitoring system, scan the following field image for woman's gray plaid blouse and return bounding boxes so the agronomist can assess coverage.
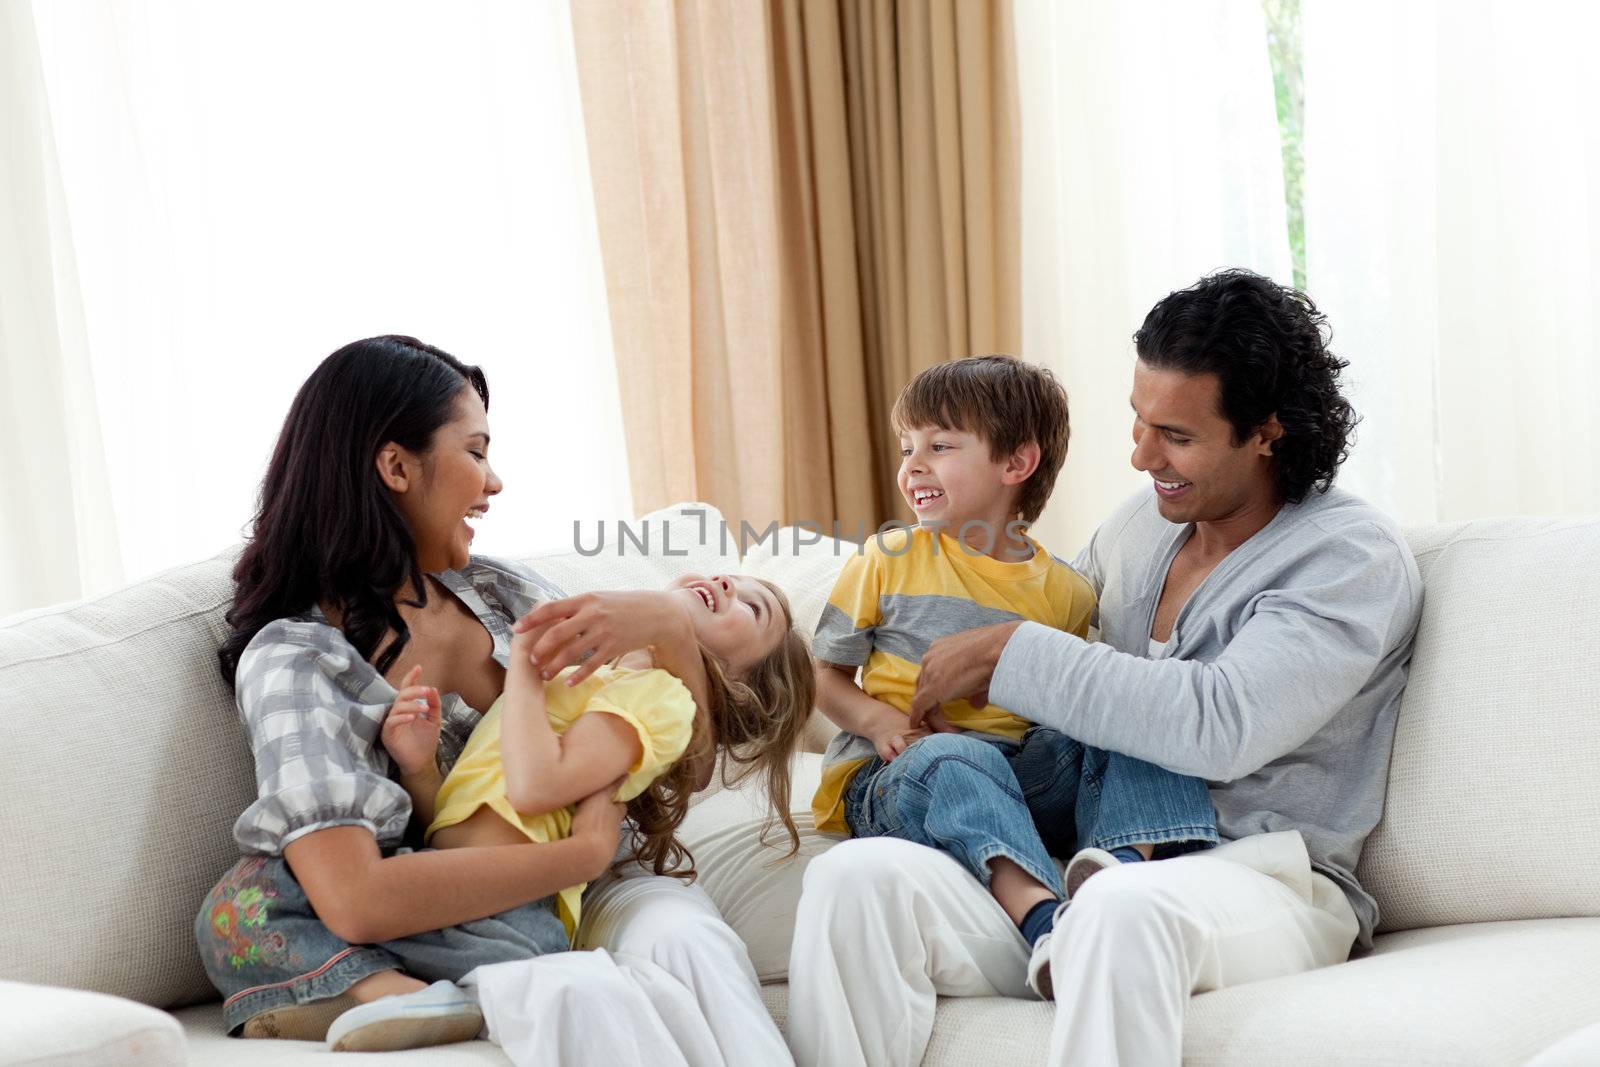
[230,556,566,855]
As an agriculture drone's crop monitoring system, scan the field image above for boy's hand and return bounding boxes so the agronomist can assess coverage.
[381,665,442,777]
[858,706,929,762]
[870,723,930,762]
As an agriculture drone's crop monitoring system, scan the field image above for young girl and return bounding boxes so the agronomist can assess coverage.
[325,571,816,1053]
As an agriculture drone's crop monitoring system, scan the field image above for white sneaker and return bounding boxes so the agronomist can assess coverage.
[1024,898,1073,1001]
[326,980,484,1053]
[1064,846,1124,899]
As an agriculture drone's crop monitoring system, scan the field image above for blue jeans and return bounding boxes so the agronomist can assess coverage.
[196,854,570,1034]
[842,728,1217,897]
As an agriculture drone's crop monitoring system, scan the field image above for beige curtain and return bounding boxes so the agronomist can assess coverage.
[571,0,1019,534]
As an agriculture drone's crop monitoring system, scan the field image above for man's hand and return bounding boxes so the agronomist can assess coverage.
[909,621,1023,729]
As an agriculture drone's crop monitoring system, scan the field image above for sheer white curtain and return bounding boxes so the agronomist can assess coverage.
[14,0,629,616]
[1014,0,1293,555]
[0,0,122,617]
[1304,0,1600,524]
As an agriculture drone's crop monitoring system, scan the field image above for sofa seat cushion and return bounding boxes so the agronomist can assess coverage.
[2,981,185,1067]
[1529,1020,1600,1066]
[173,1002,511,1065]
[750,918,1600,1066]
[1181,917,1600,1065]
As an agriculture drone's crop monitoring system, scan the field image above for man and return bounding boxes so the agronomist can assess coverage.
[786,269,1424,1067]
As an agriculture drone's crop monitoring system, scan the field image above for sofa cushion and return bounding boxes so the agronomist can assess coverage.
[174,1001,510,1065]
[1358,517,1600,932]
[0,552,251,1011]
[1529,1021,1600,1066]
[1183,918,1600,1065]
[0,981,185,1067]
[677,752,834,982]
[753,918,1600,1066]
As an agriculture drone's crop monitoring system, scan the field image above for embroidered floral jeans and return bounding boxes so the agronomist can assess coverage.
[196,853,569,1033]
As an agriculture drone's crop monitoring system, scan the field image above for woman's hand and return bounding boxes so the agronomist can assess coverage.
[381,665,442,776]
[569,777,627,872]
[513,591,692,688]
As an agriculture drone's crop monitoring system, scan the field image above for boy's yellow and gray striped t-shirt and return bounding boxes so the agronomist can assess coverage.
[811,525,1096,833]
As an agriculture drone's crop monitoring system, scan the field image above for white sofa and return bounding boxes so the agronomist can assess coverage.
[3,502,1599,1065]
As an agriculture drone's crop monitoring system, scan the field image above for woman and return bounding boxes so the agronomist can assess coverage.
[197,335,791,1063]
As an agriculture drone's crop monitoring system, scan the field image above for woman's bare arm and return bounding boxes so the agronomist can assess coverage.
[283,786,623,945]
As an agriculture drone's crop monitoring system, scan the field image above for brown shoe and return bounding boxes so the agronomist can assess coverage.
[240,993,360,1041]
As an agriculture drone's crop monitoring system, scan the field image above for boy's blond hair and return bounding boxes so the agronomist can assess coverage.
[890,355,1070,524]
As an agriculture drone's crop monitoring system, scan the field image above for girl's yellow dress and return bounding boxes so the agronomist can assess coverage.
[425,664,695,937]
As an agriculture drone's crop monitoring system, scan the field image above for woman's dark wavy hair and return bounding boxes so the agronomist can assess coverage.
[218,335,488,687]
[1133,269,1357,504]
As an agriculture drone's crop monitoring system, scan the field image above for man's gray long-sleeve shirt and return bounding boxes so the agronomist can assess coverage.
[990,486,1423,945]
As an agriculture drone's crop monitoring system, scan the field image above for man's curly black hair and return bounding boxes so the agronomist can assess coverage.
[1133,269,1358,505]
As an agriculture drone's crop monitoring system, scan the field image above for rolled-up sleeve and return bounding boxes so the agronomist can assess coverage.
[231,619,412,854]
[812,548,884,667]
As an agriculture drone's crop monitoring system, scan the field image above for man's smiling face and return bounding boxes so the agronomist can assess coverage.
[1129,360,1279,526]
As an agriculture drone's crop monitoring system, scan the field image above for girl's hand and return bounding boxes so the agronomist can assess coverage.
[381,665,442,777]
[513,591,691,688]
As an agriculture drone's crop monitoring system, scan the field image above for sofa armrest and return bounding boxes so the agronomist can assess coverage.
[0,981,184,1066]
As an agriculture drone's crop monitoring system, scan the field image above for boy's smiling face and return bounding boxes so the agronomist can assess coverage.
[897,424,1029,536]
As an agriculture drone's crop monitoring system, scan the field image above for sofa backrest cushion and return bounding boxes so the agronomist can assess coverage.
[1357,516,1600,932]
[0,550,251,1010]
[0,502,733,1009]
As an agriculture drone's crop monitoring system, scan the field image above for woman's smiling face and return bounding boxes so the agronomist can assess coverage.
[382,387,503,573]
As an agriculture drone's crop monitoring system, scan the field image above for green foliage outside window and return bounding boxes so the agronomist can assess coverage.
[1264,0,1305,290]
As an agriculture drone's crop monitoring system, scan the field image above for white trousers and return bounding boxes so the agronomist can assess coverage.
[463,864,792,1067]
[786,831,1359,1067]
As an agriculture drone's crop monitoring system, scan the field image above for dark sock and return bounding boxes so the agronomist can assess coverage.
[1018,898,1059,946]
[1109,846,1146,864]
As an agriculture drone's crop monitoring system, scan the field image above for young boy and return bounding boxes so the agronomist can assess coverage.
[810,355,1218,960]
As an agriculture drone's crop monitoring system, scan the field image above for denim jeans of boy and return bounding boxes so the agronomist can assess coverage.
[1009,726,1218,856]
[842,727,1217,898]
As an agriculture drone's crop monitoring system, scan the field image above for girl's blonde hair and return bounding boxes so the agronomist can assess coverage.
[624,579,815,879]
